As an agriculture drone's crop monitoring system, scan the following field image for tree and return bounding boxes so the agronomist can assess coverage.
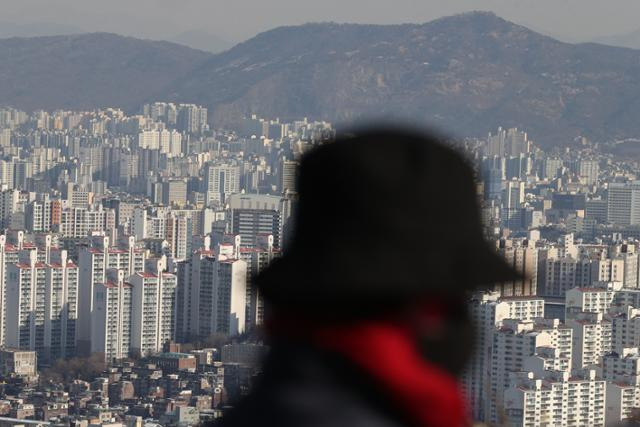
[41,353,106,384]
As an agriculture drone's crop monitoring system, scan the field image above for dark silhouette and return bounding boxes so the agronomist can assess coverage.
[219,127,520,427]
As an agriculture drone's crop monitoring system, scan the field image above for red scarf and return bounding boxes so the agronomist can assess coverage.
[313,321,470,427]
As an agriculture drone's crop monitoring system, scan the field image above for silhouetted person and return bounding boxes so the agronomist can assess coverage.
[219,128,520,427]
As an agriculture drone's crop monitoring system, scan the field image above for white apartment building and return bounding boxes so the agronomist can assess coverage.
[565,282,622,320]
[603,348,640,385]
[131,207,148,240]
[6,251,47,354]
[613,245,639,289]
[25,196,55,232]
[531,318,573,365]
[523,346,571,373]
[137,129,160,150]
[611,306,640,353]
[591,258,625,284]
[0,161,14,189]
[58,205,115,238]
[132,208,167,241]
[485,127,530,157]
[500,297,545,321]
[166,214,192,260]
[0,234,17,346]
[606,382,640,426]
[578,159,599,185]
[602,348,640,424]
[0,129,10,148]
[133,207,210,244]
[176,238,248,340]
[0,189,19,228]
[0,231,40,345]
[239,234,280,329]
[504,369,606,427]
[158,129,182,157]
[463,292,545,421]
[176,249,216,342]
[130,259,177,357]
[607,181,640,226]
[91,269,132,363]
[541,256,592,297]
[68,187,91,208]
[567,311,613,370]
[169,130,183,157]
[216,258,247,336]
[204,164,240,206]
[5,249,79,363]
[485,320,553,425]
[177,104,208,134]
[77,236,146,355]
[43,251,79,363]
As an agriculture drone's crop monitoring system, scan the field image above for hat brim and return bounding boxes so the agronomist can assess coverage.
[468,247,525,290]
[256,245,525,310]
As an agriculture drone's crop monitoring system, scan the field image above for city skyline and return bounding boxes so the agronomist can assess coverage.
[0,100,639,425]
[3,2,640,425]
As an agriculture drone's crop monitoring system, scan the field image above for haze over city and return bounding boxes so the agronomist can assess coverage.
[3,2,640,427]
[2,0,640,45]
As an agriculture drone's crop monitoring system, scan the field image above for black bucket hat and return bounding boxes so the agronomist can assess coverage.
[256,127,520,317]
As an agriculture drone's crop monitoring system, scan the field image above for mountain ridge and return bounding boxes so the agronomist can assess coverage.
[3,12,640,145]
[593,27,640,50]
[166,11,640,144]
[0,21,85,38]
[0,32,211,111]
[168,30,233,53]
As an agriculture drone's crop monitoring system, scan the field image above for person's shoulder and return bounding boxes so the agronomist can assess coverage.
[216,346,405,427]
[218,378,403,427]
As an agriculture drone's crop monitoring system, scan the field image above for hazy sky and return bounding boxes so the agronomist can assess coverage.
[2,0,640,44]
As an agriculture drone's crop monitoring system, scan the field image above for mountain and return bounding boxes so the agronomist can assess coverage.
[166,12,640,144]
[0,22,85,38]
[0,33,211,111]
[4,13,640,144]
[169,30,233,53]
[594,29,640,50]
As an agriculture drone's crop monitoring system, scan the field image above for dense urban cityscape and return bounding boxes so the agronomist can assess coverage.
[0,102,639,426]
[0,104,331,427]
[4,0,640,423]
